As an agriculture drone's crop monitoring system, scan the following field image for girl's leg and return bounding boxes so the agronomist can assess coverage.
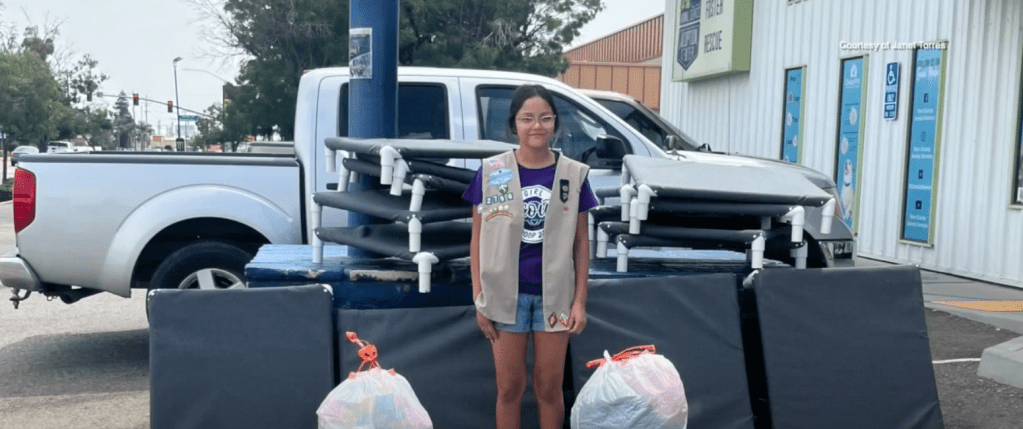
[492,331,530,429]
[532,331,570,429]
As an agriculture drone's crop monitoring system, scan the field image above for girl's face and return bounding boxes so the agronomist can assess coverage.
[514,96,556,151]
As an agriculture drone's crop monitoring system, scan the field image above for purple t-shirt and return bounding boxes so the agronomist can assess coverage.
[463,160,599,295]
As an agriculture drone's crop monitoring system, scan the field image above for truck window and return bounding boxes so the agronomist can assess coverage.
[595,99,669,148]
[338,83,449,139]
[476,86,628,164]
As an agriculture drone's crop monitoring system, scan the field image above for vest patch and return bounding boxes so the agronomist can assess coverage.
[488,168,513,186]
[560,179,570,203]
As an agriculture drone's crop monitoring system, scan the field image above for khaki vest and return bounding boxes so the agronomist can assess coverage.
[476,150,589,332]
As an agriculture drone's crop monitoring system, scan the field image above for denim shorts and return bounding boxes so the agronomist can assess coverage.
[494,293,546,333]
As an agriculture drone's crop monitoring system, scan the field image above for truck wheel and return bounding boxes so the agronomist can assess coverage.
[149,240,252,291]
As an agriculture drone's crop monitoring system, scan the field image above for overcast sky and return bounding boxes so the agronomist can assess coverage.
[2,0,665,136]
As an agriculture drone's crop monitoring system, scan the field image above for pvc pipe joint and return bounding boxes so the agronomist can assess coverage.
[379,146,400,185]
[409,179,426,212]
[412,252,439,293]
[782,206,805,243]
[588,213,596,259]
[629,197,642,234]
[597,227,609,257]
[326,149,337,173]
[791,243,808,269]
[338,166,351,193]
[616,241,629,273]
[408,217,422,252]
[390,159,409,196]
[636,184,655,220]
[620,185,637,222]
[311,200,323,264]
[821,198,836,234]
[750,234,766,270]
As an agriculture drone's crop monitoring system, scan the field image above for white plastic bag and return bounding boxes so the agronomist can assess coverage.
[317,332,433,429]
[571,345,688,429]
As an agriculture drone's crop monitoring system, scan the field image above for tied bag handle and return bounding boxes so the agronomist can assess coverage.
[585,345,657,369]
[345,331,397,377]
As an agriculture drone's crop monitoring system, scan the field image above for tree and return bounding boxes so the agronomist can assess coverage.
[191,0,602,140]
[112,92,134,149]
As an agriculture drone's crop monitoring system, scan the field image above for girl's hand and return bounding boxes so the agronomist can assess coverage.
[477,311,498,342]
[567,304,587,335]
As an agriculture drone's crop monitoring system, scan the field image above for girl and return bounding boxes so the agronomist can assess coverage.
[463,84,598,428]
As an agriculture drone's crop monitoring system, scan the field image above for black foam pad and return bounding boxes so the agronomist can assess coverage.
[570,274,755,429]
[149,285,335,429]
[753,266,944,429]
[337,305,541,429]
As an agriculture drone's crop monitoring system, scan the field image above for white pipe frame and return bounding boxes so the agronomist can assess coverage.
[616,241,629,273]
[378,146,401,185]
[337,166,351,193]
[629,197,641,234]
[791,243,808,269]
[588,213,596,258]
[636,184,655,221]
[326,148,337,173]
[597,227,609,257]
[780,206,805,243]
[820,198,836,234]
[412,252,439,293]
[390,159,409,196]
[750,234,765,270]
[311,198,323,264]
[408,217,422,253]
[409,178,426,213]
[619,184,637,222]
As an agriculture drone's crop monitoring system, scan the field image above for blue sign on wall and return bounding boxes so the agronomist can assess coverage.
[902,49,943,242]
[781,68,803,164]
[676,0,701,70]
[836,57,864,230]
[884,62,900,120]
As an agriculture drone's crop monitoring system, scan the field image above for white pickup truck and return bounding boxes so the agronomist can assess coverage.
[1,67,855,305]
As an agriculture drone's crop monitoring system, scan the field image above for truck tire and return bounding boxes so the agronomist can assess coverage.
[149,240,252,291]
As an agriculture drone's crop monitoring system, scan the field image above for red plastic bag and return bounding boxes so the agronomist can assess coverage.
[571,345,688,429]
[316,332,433,429]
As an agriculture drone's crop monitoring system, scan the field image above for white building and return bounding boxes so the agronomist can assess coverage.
[659,0,1023,287]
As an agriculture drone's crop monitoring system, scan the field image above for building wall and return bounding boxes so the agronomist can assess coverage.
[660,0,1023,287]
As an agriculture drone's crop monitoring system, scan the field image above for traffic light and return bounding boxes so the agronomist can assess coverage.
[167,101,173,113]
[133,93,139,106]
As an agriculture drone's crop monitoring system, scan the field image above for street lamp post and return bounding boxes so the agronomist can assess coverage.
[173,57,183,149]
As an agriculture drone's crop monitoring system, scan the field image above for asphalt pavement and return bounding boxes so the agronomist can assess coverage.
[2,199,1023,428]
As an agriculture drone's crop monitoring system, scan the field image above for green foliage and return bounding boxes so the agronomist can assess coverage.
[193,0,602,140]
[0,50,63,147]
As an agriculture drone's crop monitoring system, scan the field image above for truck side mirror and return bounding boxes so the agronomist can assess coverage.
[592,135,627,169]
[665,135,683,151]
[697,143,713,152]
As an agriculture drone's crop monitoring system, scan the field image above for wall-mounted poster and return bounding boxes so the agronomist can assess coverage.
[781,67,805,164]
[349,28,372,79]
[902,48,946,243]
[836,57,866,231]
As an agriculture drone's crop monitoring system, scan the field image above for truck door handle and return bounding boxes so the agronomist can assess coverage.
[327,183,338,191]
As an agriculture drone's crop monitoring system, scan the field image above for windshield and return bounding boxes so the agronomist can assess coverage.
[593,98,699,151]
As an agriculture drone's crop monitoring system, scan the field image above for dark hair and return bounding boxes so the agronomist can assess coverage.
[507,84,560,137]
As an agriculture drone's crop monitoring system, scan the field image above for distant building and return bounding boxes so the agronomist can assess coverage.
[559,14,664,111]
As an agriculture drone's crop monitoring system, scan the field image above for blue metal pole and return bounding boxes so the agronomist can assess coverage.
[348,0,399,259]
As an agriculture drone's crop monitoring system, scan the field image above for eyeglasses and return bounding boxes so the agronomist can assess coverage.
[516,115,556,127]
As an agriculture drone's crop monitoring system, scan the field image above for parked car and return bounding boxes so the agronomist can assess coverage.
[46,141,73,153]
[1,67,854,307]
[10,146,39,166]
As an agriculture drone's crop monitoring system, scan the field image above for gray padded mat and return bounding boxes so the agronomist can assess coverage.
[754,266,945,429]
[326,137,516,158]
[622,155,832,206]
[316,222,471,261]
[314,190,470,224]
[149,285,335,429]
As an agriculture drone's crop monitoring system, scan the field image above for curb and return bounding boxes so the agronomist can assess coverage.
[978,336,1023,390]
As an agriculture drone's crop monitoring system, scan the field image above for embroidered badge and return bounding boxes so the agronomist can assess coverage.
[558,312,570,327]
[486,205,512,221]
[548,313,559,328]
[560,179,569,203]
[487,158,505,168]
[489,168,513,186]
